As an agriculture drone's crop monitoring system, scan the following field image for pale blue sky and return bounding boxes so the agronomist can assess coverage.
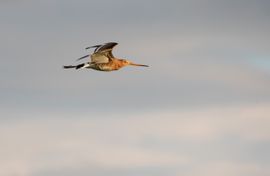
[1,0,270,176]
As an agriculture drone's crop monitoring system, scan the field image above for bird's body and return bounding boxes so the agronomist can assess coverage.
[63,42,148,71]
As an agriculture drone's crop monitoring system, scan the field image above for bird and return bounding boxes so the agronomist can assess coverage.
[63,42,149,71]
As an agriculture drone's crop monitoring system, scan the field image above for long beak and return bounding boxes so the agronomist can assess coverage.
[129,62,149,67]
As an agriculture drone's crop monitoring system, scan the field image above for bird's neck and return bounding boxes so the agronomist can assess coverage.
[112,58,125,69]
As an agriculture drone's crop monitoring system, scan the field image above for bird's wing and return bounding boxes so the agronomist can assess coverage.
[78,42,118,63]
[76,54,90,61]
[86,42,118,58]
[85,45,102,52]
[90,52,111,64]
[94,42,118,52]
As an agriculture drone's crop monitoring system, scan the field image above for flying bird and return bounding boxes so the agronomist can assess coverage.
[63,42,149,71]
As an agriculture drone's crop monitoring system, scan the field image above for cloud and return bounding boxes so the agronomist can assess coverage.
[1,104,269,175]
[182,161,270,176]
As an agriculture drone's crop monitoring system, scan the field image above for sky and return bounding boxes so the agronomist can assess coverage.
[1,0,270,175]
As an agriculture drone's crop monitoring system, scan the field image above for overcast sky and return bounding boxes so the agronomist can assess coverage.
[1,0,270,176]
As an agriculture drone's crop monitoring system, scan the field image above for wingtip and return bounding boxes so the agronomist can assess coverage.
[76,54,90,61]
[85,44,101,50]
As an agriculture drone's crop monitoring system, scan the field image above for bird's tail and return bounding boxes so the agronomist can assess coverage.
[63,63,89,70]
[63,65,76,69]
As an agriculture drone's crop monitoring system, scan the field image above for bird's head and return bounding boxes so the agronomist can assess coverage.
[120,59,149,67]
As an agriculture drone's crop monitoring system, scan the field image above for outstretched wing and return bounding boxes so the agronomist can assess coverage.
[87,42,118,64]
[76,54,90,61]
[76,42,118,63]
[88,42,117,56]
[85,44,102,52]
[94,42,118,52]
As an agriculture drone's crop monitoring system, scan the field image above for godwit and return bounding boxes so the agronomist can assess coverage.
[63,42,149,71]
